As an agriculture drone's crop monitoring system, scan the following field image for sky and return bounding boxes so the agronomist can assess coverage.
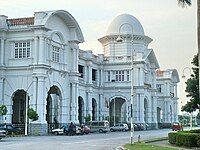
[0,0,197,114]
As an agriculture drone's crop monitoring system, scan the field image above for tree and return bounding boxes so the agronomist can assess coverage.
[0,104,7,116]
[177,0,200,100]
[182,54,199,112]
[27,108,39,122]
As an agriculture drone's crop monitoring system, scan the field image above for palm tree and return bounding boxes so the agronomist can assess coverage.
[177,0,200,100]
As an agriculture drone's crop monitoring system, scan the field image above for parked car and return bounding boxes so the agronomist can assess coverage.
[52,124,82,135]
[110,123,129,132]
[87,120,110,133]
[81,125,90,134]
[0,124,22,135]
[52,125,68,135]
[171,122,183,131]
[0,129,6,140]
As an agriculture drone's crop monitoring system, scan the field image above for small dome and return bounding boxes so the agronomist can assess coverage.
[106,14,144,35]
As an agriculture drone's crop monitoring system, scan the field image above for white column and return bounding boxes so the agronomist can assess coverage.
[71,83,76,121]
[87,92,93,120]
[99,94,103,120]
[34,36,38,64]
[75,83,79,123]
[36,76,46,123]
[96,69,99,86]
[140,67,144,86]
[175,85,178,98]
[38,36,45,64]
[152,96,158,124]
[88,65,92,84]
[140,94,145,123]
[0,39,5,65]
[72,48,78,72]
[0,78,4,103]
[136,94,140,122]
[30,77,37,110]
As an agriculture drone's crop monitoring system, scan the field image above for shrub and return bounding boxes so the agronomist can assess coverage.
[168,132,177,144]
[176,132,197,147]
[169,132,199,148]
[189,129,200,133]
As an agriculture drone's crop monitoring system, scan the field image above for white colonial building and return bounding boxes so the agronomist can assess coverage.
[0,10,179,135]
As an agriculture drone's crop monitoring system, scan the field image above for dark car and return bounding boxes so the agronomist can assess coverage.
[0,124,22,135]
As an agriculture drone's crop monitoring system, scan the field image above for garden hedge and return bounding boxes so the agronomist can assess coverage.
[168,129,200,148]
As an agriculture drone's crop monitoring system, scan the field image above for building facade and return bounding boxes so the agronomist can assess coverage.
[0,10,179,135]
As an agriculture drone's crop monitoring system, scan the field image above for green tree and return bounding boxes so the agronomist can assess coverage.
[182,54,199,112]
[0,104,7,116]
[84,114,91,123]
[177,0,200,100]
[27,108,39,121]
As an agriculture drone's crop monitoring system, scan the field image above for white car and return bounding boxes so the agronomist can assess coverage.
[110,123,129,132]
[52,126,67,135]
[52,125,82,135]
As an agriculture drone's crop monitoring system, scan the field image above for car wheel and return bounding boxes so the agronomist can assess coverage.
[110,129,113,132]
[122,128,125,132]
[99,129,103,133]
[55,131,59,135]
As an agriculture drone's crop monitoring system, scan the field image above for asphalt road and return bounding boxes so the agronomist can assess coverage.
[0,128,178,150]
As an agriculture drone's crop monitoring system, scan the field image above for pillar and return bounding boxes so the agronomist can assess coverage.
[0,39,5,65]
[36,76,46,123]
[38,36,45,64]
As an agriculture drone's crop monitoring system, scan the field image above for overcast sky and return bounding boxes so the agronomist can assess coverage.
[1,0,197,114]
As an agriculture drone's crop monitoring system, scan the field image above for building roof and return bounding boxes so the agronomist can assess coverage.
[106,14,144,35]
[7,17,34,26]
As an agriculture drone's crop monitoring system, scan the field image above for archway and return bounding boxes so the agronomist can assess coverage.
[46,85,62,126]
[78,96,84,124]
[92,98,97,121]
[157,107,162,123]
[12,90,29,124]
[109,97,126,125]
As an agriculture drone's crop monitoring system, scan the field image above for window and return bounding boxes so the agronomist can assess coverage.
[116,71,124,81]
[108,71,110,82]
[78,65,84,78]
[14,42,30,58]
[52,46,60,62]
[92,69,97,81]
[127,71,130,81]
[156,84,162,92]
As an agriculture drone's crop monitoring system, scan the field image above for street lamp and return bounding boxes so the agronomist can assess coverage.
[182,67,192,130]
[116,23,134,145]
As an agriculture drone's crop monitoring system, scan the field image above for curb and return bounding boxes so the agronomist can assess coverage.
[115,146,128,150]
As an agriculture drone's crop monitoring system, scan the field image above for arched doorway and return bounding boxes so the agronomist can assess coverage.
[46,85,62,126]
[92,98,97,121]
[78,96,84,124]
[109,97,126,125]
[12,90,28,124]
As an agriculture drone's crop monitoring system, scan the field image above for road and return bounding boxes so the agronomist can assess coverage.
[0,128,176,150]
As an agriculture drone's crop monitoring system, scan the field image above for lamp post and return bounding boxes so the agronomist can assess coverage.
[116,23,134,145]
[182,67,192,130]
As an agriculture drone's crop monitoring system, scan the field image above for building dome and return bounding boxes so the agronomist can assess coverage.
[106,14,144,35]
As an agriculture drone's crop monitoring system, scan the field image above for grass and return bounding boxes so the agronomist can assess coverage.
[124,142,177,150]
